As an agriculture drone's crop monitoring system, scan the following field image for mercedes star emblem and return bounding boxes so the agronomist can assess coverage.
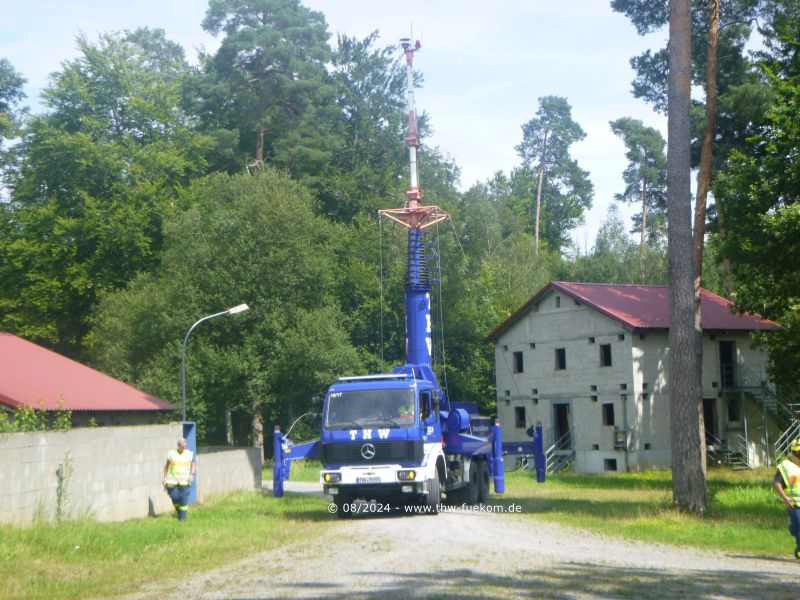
[360,443,376,460]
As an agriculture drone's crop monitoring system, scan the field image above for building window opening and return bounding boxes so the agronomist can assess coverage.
[604,458,618,471]
[602,403,615,426]
[555,348,567,370]
[515,406,526,429]
[513,351,524,373]
[600,344,612,367]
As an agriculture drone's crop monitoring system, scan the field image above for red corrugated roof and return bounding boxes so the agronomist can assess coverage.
[485,282,779,342]
[0,333,175,412]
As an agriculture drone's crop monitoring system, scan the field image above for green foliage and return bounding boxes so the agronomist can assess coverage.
[570,207,667,284]
[13,403,48,432]
[52,409,73,432]
[514,96,594,253]
[0,29,211,357]
[90,169,363,444]
[0,57,26,159]
[609,117,667,243]
[716,7,800,398]
[198,0,337,176]
[0,410,13,432]
[319,32,409,221]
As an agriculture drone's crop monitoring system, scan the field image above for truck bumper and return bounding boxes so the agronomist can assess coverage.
[322,464,429,500]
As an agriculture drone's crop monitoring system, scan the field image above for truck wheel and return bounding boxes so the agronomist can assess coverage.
[467,461,481,505]
[425,476,441,514]
[446,484,468,505]
[334,492,351,519]
[477,460,490,503]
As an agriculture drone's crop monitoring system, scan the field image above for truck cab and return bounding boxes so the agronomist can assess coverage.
[319,373,445,513]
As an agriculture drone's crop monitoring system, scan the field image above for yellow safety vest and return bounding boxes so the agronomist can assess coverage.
[778,459,800,506]
[166,449,194,486]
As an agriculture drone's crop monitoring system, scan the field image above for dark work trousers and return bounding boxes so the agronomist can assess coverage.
[787,506,800,554]
[166,484,190,521]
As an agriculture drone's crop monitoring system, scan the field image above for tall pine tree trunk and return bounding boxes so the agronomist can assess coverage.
[667,0,708,514]
[534,165,544,256]
[255,124,265,165]
[641,172,649,248]
[692,0,720,283]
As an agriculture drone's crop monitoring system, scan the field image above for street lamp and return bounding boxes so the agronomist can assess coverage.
[181,304,249,422]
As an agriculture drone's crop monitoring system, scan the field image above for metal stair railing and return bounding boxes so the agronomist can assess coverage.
[706,431,730,466]
[730,433,752,470]
[735,363,800,461]
[737,364,794,422]
[706,431,752,469]
[775,421,800,461]
[545,431,575,473]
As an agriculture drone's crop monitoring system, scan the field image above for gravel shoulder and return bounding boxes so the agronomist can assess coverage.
[126,482,797,599]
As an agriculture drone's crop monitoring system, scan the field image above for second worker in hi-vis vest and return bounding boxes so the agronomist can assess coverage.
[163,437,195,521]
[772,438,800,559]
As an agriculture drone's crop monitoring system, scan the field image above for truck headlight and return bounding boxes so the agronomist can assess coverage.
[323,472,341,483]
[397,470,416,481]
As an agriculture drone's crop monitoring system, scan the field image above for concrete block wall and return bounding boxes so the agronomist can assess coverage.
[196,446,262,501]
[0,424,263,524]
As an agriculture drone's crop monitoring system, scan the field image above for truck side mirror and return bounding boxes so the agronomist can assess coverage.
[432,390,441,415]
[310,394,324,417]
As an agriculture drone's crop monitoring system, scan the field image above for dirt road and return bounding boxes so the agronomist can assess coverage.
[129,483,796,599]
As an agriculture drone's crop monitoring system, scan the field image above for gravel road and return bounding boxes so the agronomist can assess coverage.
[128,482,797,599]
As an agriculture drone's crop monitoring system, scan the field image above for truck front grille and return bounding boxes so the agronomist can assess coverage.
[321,440,423,465]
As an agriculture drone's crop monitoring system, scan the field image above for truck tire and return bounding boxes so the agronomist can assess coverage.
[334,492,351,519]
[477,460,490,503]
[467,460,481,505]
[425,476,441,514]
[445,483,468,505]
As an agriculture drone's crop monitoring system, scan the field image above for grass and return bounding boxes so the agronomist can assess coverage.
[264,459,322,483]
[0,490,332,600]
[4,463,789,598]
[274,461,788,556]
[501,466,789,557]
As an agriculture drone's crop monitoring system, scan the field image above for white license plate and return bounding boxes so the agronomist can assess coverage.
[356,476,381,484]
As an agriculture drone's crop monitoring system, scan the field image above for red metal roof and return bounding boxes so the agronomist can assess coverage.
[485,282,779,342]
[0,333,175,412]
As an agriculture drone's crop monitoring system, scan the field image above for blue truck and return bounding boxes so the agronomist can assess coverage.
[271,39,544,516]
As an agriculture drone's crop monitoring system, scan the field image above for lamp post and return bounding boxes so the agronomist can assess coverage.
[181,304,249,422]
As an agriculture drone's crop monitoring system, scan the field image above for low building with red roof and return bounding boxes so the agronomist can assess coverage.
[487,282,785,473]
[0,333,175,427]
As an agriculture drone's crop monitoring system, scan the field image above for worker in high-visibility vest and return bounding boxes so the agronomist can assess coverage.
[163,437,195,521]
[773,438,800,559]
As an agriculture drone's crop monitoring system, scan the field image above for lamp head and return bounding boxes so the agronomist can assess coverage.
[227,304,249,315]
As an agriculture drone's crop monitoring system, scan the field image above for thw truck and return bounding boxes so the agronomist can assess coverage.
[271,39,544,515]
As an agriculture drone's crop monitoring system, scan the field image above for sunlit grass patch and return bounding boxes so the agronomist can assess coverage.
[500,467,788,557]
[0,490,332,600]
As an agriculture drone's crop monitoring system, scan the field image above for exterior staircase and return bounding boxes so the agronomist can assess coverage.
[736,364,800,462]
[706,432,751,470]
[733,364,800,460]
[545,431,575,473]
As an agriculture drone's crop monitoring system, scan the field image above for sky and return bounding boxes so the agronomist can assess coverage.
[1,0,669,252]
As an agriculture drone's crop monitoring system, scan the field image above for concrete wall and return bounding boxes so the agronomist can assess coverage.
[0,424,262,524]
[495,288,776,473]
[196,446,262,501]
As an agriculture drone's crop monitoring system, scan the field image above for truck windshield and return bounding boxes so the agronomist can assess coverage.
[325,388,416,430]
